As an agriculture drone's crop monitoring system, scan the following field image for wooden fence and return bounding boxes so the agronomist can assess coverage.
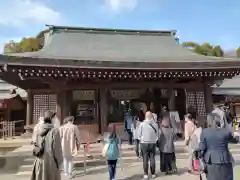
[0,120,24,139]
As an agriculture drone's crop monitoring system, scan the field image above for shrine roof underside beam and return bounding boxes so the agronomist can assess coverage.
[1,65,240,80]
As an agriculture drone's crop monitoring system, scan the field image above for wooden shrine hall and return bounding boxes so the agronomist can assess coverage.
[0,25,240,138]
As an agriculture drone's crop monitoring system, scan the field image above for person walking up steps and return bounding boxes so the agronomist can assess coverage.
[105,124,121,180]
[31,110,63,180]
[158,117,177,175]
[131,116,142,159]
[59,116,81,179]
[124,112,134,145]
[138,111,159,179]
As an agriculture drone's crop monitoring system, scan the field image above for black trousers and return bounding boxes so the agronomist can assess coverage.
[141,143,156,175]
[161,153,174,172]
[160,152,177,172]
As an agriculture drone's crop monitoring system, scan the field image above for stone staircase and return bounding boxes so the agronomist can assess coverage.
[15,142,240,177]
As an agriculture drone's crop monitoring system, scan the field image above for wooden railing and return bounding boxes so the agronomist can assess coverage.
[0,120,25,139]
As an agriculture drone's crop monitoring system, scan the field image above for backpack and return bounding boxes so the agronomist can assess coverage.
[33,129,50,157]
[107,137,119,160]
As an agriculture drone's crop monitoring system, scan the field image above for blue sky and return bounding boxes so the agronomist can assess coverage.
[0,0,240,53]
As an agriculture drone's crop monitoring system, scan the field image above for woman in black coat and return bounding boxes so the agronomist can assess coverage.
[199,113,234,180]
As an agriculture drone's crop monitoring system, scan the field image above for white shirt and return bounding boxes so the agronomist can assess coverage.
[152,113,158,122]
[131,121,141,139]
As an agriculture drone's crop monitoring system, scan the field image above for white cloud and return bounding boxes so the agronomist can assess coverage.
[103,0,139,14]
[0,0,61,28]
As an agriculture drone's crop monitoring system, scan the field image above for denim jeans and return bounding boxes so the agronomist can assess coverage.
[126,129,133,145]
[141,143,156,175]
[107,160,118,180]
[134,139,142,157]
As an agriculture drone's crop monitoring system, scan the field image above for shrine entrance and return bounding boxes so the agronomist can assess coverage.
[107,88,186,123]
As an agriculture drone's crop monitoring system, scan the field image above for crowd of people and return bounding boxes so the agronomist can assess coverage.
[31,111,81,180]
[119,104,235,180]
[29,103,235,180]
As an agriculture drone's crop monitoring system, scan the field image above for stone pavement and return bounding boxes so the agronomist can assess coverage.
[1,160,240,180]
[1,159,203,180]
[68,160,204,180]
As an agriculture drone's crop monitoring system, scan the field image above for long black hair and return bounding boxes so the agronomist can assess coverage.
[108,123,117,139]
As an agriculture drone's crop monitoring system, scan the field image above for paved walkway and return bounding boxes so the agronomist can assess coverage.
[1,160,240,180]
[69,160,204,180]
[0,160,203,180]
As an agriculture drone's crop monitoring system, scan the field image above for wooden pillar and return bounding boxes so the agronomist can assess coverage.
[168,87,175,111]
[99,86,108,134]
[56,91,66,124]
[204,83,213,114]
[62,91,72,118]
[26,90,33,126]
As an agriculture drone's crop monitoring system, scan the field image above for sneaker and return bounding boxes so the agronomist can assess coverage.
[143,174,148,179]
[173,168,177,173]
[152,174,156,179]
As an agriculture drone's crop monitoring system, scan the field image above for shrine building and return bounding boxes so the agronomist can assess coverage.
[0,25,240,138]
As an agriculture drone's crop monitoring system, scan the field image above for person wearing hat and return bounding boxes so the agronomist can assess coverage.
[59,116,81,179]
[30,110,63,180]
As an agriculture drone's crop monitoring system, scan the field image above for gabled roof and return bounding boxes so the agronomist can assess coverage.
[212,76,240,89]
[212,76,240,95]
[1,25,240,70]
[0,80,27,100]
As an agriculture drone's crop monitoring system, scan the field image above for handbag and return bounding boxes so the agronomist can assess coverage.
[192,159,205,180]
[102,143,109,157]
[193,158,206,172]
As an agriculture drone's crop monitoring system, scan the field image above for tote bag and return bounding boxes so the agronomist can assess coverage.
[102,143,109,157]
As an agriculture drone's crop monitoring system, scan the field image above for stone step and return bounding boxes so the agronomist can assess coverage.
[17,157,189,177]
[18,144,240,165]
[16,149,240,176]
[15,142,240,176]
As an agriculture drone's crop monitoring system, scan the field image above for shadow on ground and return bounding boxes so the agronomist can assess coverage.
[117,167,188,180]
[74,164,188,179]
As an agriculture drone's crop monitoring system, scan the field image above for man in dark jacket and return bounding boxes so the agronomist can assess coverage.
[124,112,133,145]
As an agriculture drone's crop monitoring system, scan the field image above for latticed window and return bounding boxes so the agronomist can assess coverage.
[186,91,206,116]
[33,94,57,124]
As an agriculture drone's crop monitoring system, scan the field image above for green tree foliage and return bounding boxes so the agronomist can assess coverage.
[182,42,199,49]
[236,47,240,58]
[4,41,22,53]
[3,29,48,53]
[212,45,224,57]
[183,42,224,57]
[19,38,41,52]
